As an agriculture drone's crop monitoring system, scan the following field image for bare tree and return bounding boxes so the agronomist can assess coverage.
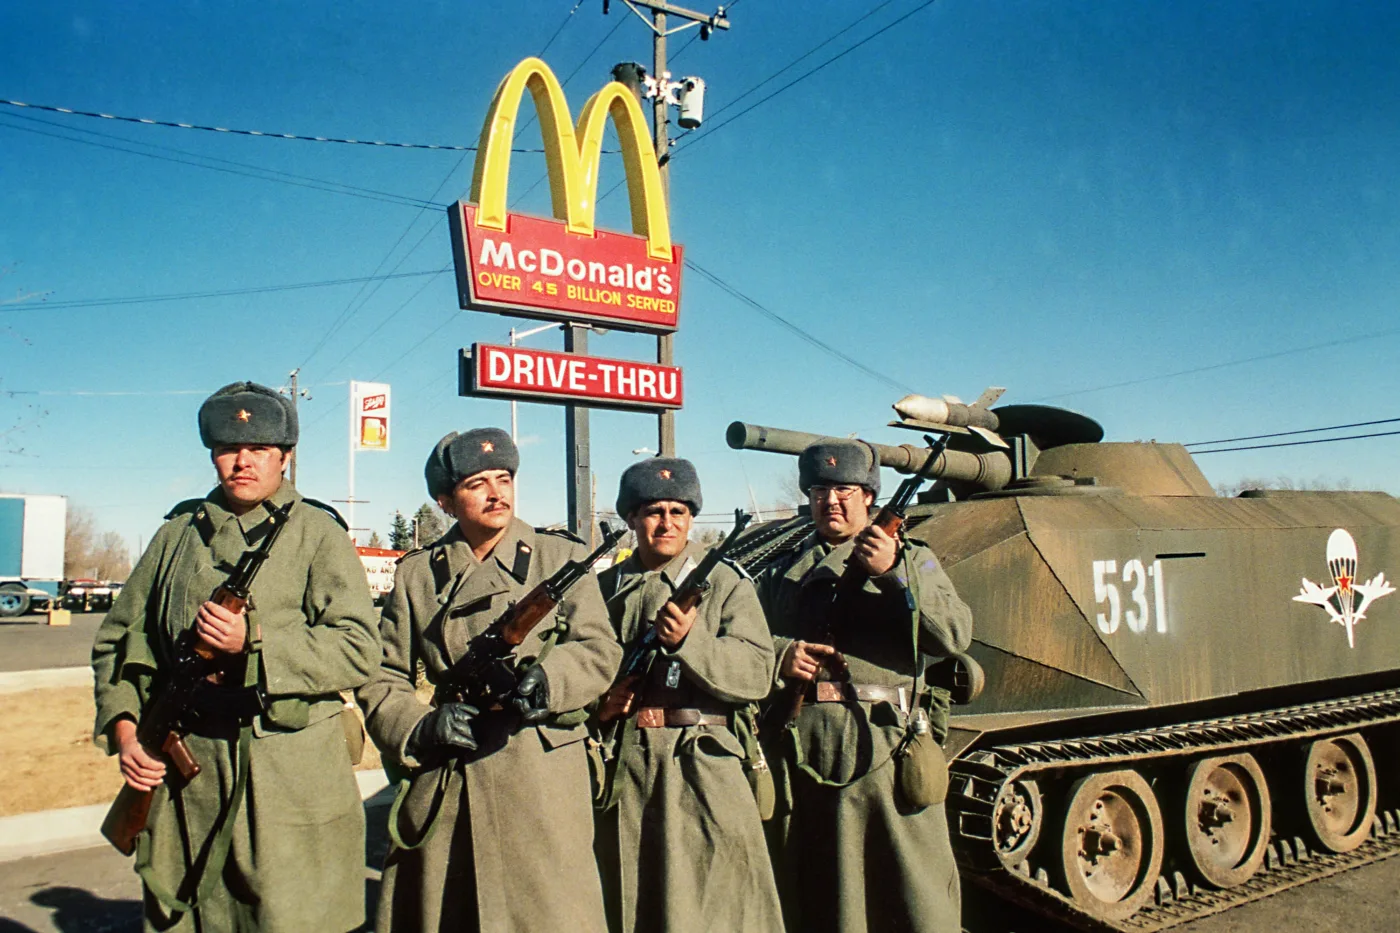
[1214,476,1354,498]
[64,508,96,578]
[64,507,132,580]
[366,530,386,548]
[93,531,131,581]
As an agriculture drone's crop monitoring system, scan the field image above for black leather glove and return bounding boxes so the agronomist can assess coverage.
[511,665,551,723]
[407,702,479,758]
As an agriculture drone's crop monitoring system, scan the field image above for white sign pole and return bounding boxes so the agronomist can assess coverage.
[348,382,357,544]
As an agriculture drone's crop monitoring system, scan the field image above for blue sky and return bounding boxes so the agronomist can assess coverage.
[2,0,1398,552]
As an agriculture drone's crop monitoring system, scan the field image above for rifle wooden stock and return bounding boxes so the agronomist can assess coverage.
[102,782,154,856]
[501,588,558,646]
[99,501,293,857]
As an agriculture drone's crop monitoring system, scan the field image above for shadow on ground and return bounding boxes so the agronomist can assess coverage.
[0,886,141,933]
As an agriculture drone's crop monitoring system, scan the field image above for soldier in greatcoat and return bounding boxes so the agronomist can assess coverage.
[592,458,783,933]
[756,438,973,933]
[91,381,382,932]
[359,428,620,933]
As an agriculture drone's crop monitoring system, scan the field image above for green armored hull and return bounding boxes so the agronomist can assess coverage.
[729,401,1400,930]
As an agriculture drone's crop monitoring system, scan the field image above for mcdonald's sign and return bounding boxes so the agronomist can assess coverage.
[448,58,684,334]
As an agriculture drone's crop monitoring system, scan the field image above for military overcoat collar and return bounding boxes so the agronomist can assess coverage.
[431,517,538,598]
[197,479,300,545]
[785,532,855,587]
[610,539,702,602]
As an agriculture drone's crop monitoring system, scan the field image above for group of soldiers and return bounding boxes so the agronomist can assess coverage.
[91,381,974,933]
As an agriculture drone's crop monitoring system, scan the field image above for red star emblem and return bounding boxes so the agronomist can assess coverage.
[1337,574,1354,594]
[236,409,251,422]
[825,456,837,467]
[659,469,672,479]
[481,441,494,453]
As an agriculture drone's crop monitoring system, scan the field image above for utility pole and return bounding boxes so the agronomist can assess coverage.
[565,324,592,538]
[653,7,675,458]
[282,368,311,486]
[607,0,730,458]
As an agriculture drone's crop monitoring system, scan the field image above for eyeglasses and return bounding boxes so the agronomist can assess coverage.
[809,485,863,502]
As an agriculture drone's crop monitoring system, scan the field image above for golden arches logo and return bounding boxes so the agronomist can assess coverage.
[469,57,672,263]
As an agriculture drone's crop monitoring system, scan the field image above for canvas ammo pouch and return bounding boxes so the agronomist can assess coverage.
[892,549,951,810]
[733,703,776,820]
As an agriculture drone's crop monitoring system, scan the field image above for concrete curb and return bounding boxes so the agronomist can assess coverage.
[0,667,90,694]
[0,769,393,863]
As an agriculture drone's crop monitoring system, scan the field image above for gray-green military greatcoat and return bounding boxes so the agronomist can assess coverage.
[756,533,973,933]
[91,481,382,933]
[595,540,784,933]
[359,517,621,933]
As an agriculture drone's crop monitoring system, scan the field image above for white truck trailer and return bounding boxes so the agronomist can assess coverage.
[0,493,67,617]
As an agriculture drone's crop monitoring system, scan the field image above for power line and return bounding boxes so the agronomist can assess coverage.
[1191,429,1400,455]
[0,271,441,313]
[322,265,453,373]
[2,109,447,209]
[671,0,937,159]
[700,0,894,122]
[0,115,439,210]
[1185,417,1400,448]
[539,1,588,57]
[1037,324,1400,402]
[302,5,600,376]
[685,259,915,394]
[0,97,560,152]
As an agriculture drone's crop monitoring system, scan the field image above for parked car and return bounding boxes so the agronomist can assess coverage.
[63,578,114,613]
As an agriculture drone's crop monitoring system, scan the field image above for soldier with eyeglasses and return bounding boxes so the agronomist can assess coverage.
[755,438,972,933]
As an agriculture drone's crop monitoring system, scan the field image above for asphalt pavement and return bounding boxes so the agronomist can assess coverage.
[0,615,104,673]
[2,835,1398,932]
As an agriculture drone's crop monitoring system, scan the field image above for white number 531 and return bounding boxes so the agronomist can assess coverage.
[1092,559,1168,635]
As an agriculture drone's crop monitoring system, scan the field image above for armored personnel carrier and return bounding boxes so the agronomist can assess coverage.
[728,392,1400,930]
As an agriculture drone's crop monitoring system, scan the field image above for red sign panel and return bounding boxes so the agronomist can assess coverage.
[448,202,683,334]
[460,343,682,412]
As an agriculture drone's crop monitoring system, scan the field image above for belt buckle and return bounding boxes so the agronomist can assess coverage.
[815,681,844,703]
[636,707,665,728]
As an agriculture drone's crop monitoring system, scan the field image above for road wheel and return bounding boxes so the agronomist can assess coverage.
[1058,769,1164,921]
[0,584,31,617]
[1181,753,1271,888]
[1303,733,1377,853]
[992,778,1044,867]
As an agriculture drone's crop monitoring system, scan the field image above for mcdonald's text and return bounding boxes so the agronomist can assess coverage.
[450,203,683,333]
[460,343,683,412]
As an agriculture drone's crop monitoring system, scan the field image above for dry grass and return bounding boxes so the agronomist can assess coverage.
[0,688,382,817]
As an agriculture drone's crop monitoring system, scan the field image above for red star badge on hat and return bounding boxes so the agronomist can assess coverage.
[236,409,251,422]
[659,469,672,479]
[481,441,494,453]
[825,456,837,466]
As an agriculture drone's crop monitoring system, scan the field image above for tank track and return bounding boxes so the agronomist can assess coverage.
[950,686,1400,931]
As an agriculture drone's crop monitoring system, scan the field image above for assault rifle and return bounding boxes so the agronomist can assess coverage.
[435,522,627,708]
[101,501,292,856]
[779,433,950,728]
[599,509,753,722]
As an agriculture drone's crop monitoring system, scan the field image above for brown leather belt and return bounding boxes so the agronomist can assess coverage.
[634,707,729,728]
[808,681,909,713]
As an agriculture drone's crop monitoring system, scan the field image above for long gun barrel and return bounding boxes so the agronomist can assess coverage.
[726,421,1012,491]
[437,522,627,708]
[101,501,293,856]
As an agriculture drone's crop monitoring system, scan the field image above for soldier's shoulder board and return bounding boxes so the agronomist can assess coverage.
[396,547,425,564]
[163,498,205,521]
[535,526,586,545]
[300,496,350,531]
